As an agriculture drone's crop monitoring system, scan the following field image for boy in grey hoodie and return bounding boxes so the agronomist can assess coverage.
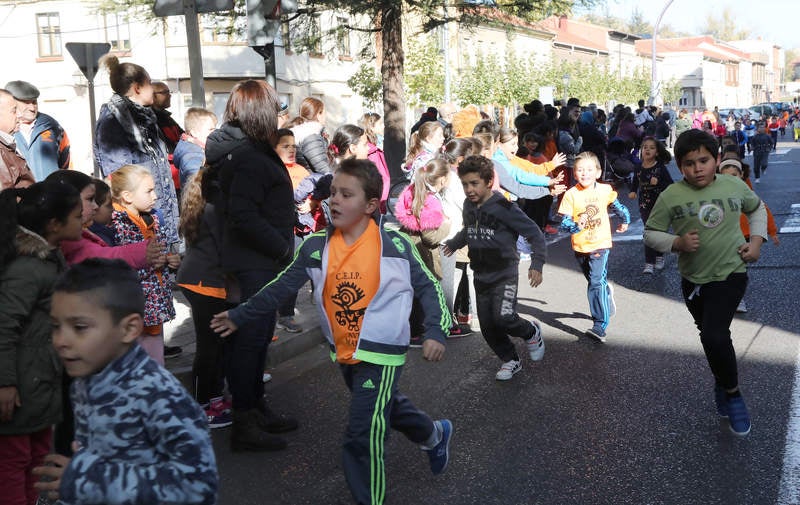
[443,155,547,381]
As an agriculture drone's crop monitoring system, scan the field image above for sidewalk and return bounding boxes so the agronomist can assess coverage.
[163,281,325,378]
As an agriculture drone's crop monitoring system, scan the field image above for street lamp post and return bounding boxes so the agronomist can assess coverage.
[562,74,570,106]
[650,0,675,106]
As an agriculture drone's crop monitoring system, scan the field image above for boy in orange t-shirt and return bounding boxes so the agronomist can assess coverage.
[558,152,630,342]
[211,159,453,505]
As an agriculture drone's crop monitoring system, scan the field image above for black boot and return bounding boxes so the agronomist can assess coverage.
[256,401,299,434]
[231,409,287,452]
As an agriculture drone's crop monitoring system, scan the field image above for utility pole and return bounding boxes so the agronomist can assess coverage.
[650,0,675,106]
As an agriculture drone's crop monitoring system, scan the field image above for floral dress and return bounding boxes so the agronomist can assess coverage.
[111,207,176,327]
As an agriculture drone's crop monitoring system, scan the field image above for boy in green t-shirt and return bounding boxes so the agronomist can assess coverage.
[211,159,453,505]
[644,129,767,437]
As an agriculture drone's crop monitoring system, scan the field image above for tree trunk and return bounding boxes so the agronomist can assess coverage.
[380,1,406,182]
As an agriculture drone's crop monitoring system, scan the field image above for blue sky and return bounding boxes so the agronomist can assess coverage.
[577,0,797,49]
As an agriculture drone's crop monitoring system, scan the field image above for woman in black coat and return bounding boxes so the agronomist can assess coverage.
[205,80,298,452]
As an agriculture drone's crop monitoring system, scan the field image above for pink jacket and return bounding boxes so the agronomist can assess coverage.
[394,185,445,232]
[60,229,149,268]
[367,143,391,207]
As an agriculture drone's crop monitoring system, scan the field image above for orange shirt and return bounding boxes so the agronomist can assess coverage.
[323,221,381,364]
[286,162,310,190]
[740,178,777,238]
[558,182,618,253]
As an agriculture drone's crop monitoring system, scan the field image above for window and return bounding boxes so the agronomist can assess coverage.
[200,13,246,44]
[105,13,131,52]
[36,12,61,58]
[336,17,351,58]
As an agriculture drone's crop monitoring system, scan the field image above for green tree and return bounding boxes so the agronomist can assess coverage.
[404,36,445,108]
[347,64,382,110]
[455,53,499,106]
[660,77,683,106]
[627,6,651,38]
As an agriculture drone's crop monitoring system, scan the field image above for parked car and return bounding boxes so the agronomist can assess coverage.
[750,104,776,118]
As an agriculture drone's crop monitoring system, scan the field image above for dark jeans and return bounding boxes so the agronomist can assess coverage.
[474,275,536,362]
[575,249,612,332]
[227,268,279,410]
[340,362,434,505]
[752,153,768,179]
[639,207,663,264]
[681,272,748,391]
[181,288,233,405]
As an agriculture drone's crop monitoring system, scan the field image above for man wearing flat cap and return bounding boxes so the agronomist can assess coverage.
[0,89,35,189]
[5,80,71,181]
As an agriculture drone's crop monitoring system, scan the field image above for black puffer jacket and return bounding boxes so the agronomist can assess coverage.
[205,123,296,273]
[291,121,332,174]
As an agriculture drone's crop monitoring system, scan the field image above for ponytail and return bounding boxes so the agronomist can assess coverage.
[411,158,449,220]
[405,131,423,166]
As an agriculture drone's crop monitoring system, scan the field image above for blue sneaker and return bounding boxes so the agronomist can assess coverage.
[585,326,607,343]
[426,419,453,475]
[714,386,728,418]
[726,395,751,436]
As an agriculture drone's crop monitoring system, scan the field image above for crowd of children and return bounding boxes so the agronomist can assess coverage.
[1,76,792,505]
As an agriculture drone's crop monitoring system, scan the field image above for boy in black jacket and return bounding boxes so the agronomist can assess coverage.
[443,155,547,381]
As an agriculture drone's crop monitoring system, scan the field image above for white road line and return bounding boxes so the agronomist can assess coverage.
[780,204,800,234]
[778,344,800,504]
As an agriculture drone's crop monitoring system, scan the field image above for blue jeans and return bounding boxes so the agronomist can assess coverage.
[227,268,279,410]
[574,249,612,332]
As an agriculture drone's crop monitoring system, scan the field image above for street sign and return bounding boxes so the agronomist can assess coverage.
[154,0,234,17]
[65,42,111,81]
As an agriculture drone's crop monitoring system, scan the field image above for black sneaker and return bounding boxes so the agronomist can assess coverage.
[164,345,182,359]
[447,324,473,339]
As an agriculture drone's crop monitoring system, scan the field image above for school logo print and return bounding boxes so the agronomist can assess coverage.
[697,203,724,228]
[331,281,367,331]
[392,237,406,253]
[310,249,321,261]
[577,205,601,230]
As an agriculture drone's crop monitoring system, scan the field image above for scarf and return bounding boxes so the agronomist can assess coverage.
[105,94,161,159]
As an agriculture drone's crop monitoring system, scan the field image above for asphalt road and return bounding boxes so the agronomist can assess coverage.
[209,140,800,505]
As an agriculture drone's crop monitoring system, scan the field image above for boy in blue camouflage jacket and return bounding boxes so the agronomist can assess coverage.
[33,258,218,505]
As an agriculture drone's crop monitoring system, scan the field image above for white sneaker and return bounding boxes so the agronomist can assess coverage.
[495,360,522,381]
[607,283,616,318]
[736,300,748,313]
[654,256,665,270]
[262,372,273,383]
[755,178,760,184]
[526,321,545,361]
[643,263,654,274]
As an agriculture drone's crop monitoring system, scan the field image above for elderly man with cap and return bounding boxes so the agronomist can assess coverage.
[5,80,70,181]
[0,88,35,190]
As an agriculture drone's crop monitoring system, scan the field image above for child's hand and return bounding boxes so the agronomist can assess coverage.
[628,191,637,199]
[440,245,454,257]
[550,184,567,196]
[32,452,72,501]
[166,253,181,270]
[650,176,659,186]
[770,234,780,246]
[550,171,566,185]
[0,386,20,422]
[577,215,587,230]
[551,152,567,167]
[421,339,445,362]
[738,237,763,263]
[616,223,629,233]
[297,200,311,214]
[211,311,238,337]
[673,229,700,252]
[145,240,165,266]
[528,269,543,288]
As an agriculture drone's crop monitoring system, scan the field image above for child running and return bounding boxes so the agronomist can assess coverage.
[628,137,674,274]
[558,152,631,343]
[644,129,767,436]
[110,164,179,364]
[0,182,82,505]
[442,155,547,381]
[717,157,780,314]
[211,159,453,505]
[395,158,452,346]
[34,258,218,505]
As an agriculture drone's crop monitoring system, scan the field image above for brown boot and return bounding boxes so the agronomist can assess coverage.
[231,409,287,452]
[255,401,299,434]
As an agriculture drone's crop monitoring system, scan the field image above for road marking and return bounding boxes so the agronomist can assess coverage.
[780,204,800,234]
[777,343,800,504]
